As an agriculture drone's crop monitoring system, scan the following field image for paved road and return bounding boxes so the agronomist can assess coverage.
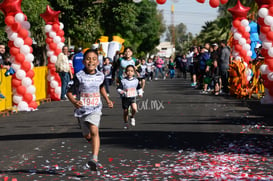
[0,76,273,180]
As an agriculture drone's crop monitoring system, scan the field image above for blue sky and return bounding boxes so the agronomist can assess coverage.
[157,0,219,35]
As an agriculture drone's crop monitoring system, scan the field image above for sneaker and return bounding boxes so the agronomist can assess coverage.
[130,117,135,126]
[155,78,158,80]
[200,90,208,94]
[123,122,129,129]
[87,159,99,171]
[163,76,166,80]
[191,82,197,87]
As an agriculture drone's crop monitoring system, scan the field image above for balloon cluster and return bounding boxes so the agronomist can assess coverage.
[196,0,228,8]
[0,0,37,111]
[256,1,273,104]
[41,5,65,101]
[156,0,166,5]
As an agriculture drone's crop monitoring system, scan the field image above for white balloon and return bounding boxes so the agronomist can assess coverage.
[27,85,36,94]
[16,69,26,80]
[15,13,25,23]
[245,26,250,33]
[50,80,58,89]
[264,15,273,26]
[243,62,248,68]
[268,47,273,57]
[268,72,273,81]
[258,8,269,18]
[47,75,54,82]
[50,56,57,64]
[8,32,18,41]
[31,63,34,69]
[22,77,32,87]
[247,50,252,57]
[263,41,272,49]
[260,34,267,41]
[18,101,29,111]
[57,42,64,49]
[133,0,142,3]
[53,36,61,44]
[59,23,64,30]
[11,63,21,72]
[49,31,56,38]
[21,21,31,30]
[5,26,12,34]
[25,54,34,62]
[47,50,54,57]
[234,32,242,40]
[13,94,23,104]
[260,64,270,75]
[241,19,249,27]
[233,52,239,57]
[32,94,36,101]
[239,38,246,46]
[14,37,24,48]
[243,44,250,50]
[55,87,61,95]
[20,45,30,55]
[45,25,52,32]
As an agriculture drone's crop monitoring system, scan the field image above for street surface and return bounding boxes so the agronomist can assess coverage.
[0,76,273,180]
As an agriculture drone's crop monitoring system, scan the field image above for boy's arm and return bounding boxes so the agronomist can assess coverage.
[100,84,113,108]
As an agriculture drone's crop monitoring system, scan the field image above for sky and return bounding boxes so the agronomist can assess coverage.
[156,0,219,36]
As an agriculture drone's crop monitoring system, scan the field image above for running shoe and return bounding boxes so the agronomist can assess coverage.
[130,118,136,126]
[191,82,197,87]
[87,159,99,171]
[124,122,129,129]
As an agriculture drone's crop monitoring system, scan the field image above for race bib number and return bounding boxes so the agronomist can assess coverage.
[80,92,100,107]
[126,88,137,97]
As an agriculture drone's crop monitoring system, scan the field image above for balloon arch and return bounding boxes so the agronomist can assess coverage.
[0,0,273,112]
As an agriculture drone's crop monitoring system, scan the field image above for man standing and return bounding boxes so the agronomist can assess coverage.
[219,40,231,94]
[55,46,73,100]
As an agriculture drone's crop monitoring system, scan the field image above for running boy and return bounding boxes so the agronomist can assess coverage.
[117,65,143,129]
[66,49,113,171]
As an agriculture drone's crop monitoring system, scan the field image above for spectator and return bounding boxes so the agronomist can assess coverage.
[55,45,73,100]
[73,47,84,74]
[219,40,231,94]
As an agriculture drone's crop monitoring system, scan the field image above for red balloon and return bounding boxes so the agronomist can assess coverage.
[26,69,35,78]
[235,44,242,52]
[233,19,241,28]
[268,6,273,16]
[18,28,28,39]
[21,61,31,72]
[267,31,273,41]
[29,46,33,53]
[220,0,228,4]
[40,5,61,25]
[209,0,220,8]
[5,15,15,26]
[9,47,20,56]
[237,25,245,34]
[8,41,14,48]
[12,78,21,87]
[196,0,205,3]
[0,0,23,16]
[11,22,21,32]
[265,58,273,71]
[49,42,57,50]
[257,17,266,27]
[260,26,270,34]
[54,48,62,56]
[46,37,53,44]
[57,29,64,37]
[52,23,60,32]
[17,85,26,95]
[23,92,33,103]
[156,0,166,5]
[61,37,65,43]
[29,101,38,109]
[15,53,25,63]
[24,37,33,46]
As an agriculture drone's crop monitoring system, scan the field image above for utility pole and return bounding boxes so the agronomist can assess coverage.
[171,4,175,56]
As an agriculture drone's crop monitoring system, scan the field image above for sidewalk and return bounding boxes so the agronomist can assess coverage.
[0,77,273,180]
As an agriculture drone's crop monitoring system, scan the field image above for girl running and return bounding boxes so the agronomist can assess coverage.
[117,65,143,129]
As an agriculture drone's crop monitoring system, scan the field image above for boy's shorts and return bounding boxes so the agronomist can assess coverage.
[121,97,136,109]
[78,112,102,136]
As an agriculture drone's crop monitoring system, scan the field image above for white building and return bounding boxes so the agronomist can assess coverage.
[156,42,175,58]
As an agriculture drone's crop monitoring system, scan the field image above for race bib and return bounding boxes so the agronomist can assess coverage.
[126,88,137,97]
[80,92,101,107]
